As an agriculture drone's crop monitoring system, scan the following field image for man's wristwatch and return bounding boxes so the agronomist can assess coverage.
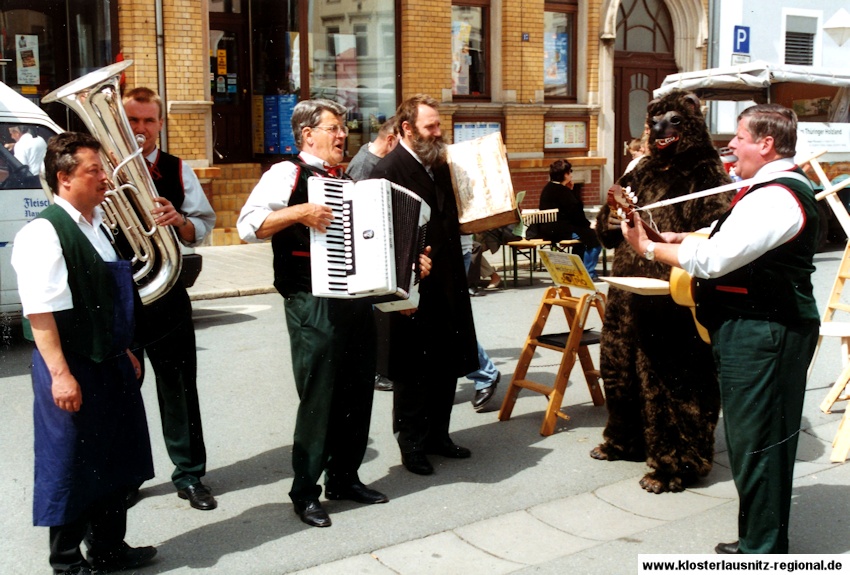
[179,213,188,228]
[644,241,656,261]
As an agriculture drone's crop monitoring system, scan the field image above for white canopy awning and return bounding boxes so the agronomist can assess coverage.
[654,61,850,102]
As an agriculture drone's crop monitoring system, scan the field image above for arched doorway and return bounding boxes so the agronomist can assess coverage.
[612,0,678,177]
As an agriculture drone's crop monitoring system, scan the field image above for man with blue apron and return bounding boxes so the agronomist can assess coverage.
[12,132,156,574]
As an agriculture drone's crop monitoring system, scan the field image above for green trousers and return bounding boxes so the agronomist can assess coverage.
[284,292,376,503]
[712,318,818,554]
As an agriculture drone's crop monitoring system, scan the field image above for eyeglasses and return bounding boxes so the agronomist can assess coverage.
[313,124,349,137]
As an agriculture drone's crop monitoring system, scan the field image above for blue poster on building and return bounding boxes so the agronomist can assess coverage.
[278,94,298,154]
[544,32,567,86]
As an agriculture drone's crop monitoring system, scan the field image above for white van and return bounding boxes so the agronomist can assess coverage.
[0,83,63,319]
[0,82,205,321]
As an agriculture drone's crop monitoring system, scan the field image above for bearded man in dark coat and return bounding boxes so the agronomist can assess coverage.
[370,94,479,476]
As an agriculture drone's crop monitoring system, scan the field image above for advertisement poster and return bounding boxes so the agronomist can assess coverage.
[544,32,567,86]
[544,120,587,149]
[16,35,40,85]
[538,250,596,291]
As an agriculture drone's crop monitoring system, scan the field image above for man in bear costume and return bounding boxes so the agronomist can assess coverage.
[592,91,731,493]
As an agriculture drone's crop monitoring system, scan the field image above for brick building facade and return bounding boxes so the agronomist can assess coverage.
[1,0,711,245]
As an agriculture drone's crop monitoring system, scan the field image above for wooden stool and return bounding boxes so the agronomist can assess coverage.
[498,286,606,436]
[506,239,551,286]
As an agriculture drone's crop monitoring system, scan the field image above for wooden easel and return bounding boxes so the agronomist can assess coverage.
[498,285,606,436]
[806,156,850,462]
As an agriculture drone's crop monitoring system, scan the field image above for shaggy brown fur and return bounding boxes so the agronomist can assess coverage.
[592,91,731,493]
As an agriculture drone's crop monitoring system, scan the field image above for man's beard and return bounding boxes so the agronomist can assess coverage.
[410,130,448,168]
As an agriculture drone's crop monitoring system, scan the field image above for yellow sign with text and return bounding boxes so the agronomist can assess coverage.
[538,250,596,291]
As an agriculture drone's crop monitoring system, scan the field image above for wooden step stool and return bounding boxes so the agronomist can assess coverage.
[498,285,606,436]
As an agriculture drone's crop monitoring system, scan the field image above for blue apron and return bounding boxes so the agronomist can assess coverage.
[31,260,154,526]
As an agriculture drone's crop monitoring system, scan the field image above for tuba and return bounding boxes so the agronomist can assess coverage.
[42,60,182,304]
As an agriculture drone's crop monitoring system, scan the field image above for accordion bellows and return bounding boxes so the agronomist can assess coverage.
[447,131,520,234]
[308,177,430,311]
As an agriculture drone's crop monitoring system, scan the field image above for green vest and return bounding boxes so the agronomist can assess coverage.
[695,169,820,329]
[37,204,115,362]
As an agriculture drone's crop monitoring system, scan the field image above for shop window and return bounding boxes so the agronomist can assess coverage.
[0,1,118,130]
[544,1,577,101]
[452,0,489,99]
[251,0,398,157]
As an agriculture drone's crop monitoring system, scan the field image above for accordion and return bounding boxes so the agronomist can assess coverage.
[308,177,431,311]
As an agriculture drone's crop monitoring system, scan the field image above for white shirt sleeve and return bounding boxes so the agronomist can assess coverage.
[180,161,217,246]
[11,219,73,315]
[237,161,299,243]
[678,184,806,279]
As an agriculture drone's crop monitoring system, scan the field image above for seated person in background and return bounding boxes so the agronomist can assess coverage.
[624,136,648,174]
[533,159,602,280]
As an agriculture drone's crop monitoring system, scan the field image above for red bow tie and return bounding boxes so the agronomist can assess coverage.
[325,165,344,178]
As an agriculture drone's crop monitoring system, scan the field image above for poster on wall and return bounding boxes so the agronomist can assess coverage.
[544,120,587,149]
[16,35,40,85]
[544,32,567,86]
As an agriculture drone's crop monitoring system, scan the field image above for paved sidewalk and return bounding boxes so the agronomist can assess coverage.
[177,243,850,574]
[4,243,843,574]
[188,243,277,300]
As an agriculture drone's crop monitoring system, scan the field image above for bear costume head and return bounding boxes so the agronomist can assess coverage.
[646,91,715,160]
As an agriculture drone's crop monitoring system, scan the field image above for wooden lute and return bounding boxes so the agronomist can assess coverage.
[607,184,666,243]
[606,184,710,343]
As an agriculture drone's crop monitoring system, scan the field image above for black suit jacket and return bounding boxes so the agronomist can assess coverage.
[370,145,478,380]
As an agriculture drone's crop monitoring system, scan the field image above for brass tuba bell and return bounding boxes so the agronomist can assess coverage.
[42,60,182,304]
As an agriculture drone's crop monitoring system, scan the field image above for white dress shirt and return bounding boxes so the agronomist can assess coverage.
[677,159,807,279]
[13,132,47,176]
[12,196,116,316]
[237,152,328,243]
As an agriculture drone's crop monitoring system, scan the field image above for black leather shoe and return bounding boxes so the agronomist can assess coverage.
[374,375,394,391]
[426,439,472,459]
[325,481,389,504]
[402,452,434,475]
[715,541,740,554]
[177,482,217,510]
[87,542,157,572]
[293,500,332,527]
[472,372,500,412]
